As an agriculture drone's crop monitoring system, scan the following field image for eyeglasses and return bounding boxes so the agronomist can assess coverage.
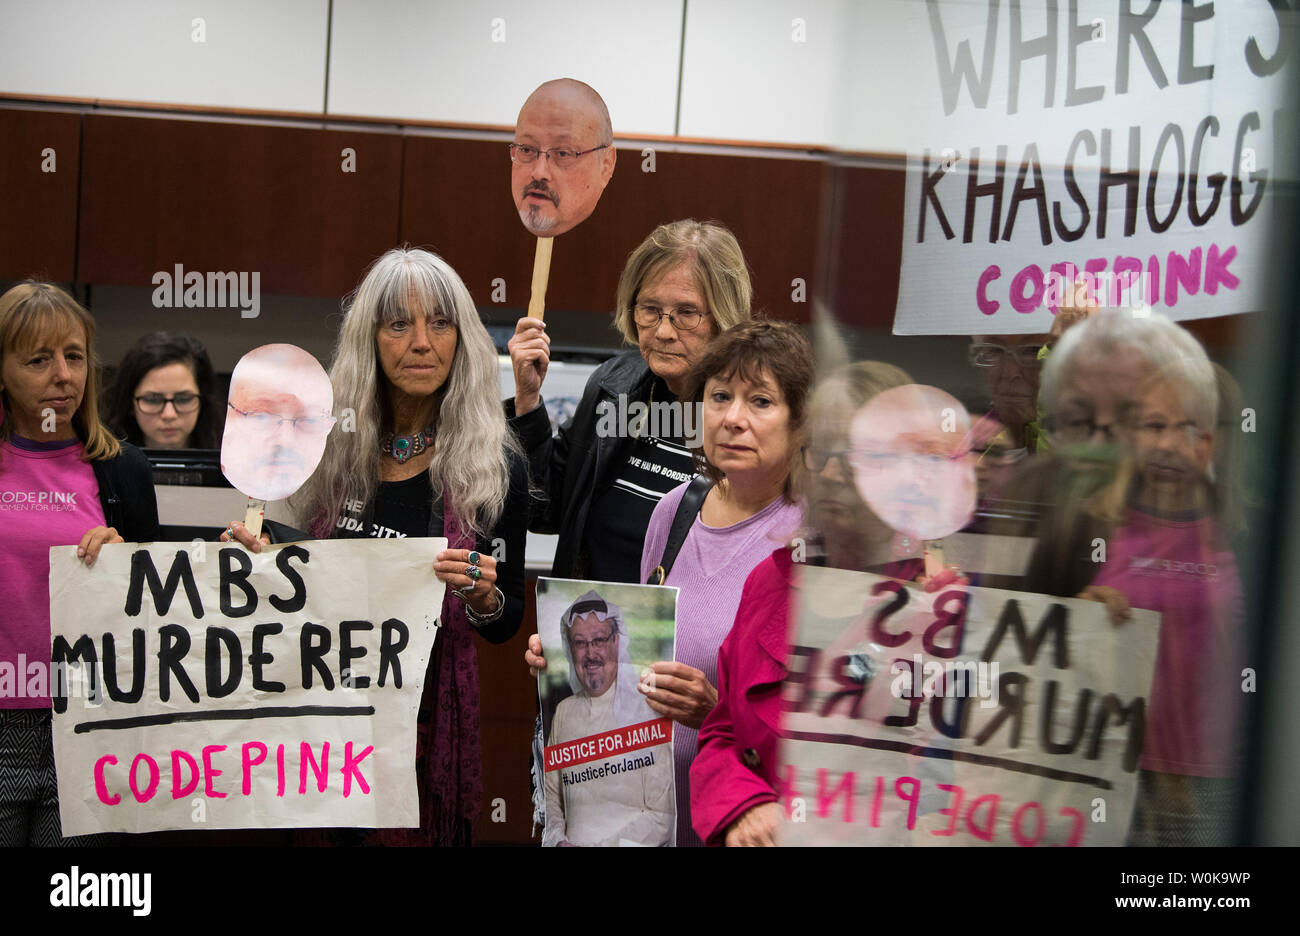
[227,402,336,434]
[509,143,608,169]
[632,304,709,332]
[1042,413,1125,443]
[570,631,616,654]
[969,343,1045,368]
[847,450,970,475]
[802,447,854,474]
[1134,419,1203,445]
[135,392,200,414]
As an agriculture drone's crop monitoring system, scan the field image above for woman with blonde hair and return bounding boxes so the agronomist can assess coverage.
[0,282,158,846]
[225,248,527,845]
[508,218,754,583]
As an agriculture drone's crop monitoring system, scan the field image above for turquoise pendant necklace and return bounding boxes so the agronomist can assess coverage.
[381,425,435,463]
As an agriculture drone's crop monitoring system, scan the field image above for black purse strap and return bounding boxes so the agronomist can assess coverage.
[647,474,714,585]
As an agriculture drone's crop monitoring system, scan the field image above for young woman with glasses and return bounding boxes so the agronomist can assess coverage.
[105,332,221,449]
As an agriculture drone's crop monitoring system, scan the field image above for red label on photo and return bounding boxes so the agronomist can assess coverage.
[543,718,673,772]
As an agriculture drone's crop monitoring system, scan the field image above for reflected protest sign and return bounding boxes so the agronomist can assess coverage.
[536,577,677,847]
[780,566,1158,846]
[892,1,1287,333]
[48,538,445,835]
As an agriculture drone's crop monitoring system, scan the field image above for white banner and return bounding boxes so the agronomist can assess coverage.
[49,538,445,835]
[780,567,1158,846]
[892,0,1287,334]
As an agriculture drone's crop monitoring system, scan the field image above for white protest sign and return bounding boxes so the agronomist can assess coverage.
[892,0,1287,334]
[49,537,445,835]
[780,567,1158,846]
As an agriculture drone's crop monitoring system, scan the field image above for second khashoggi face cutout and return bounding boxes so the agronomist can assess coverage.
[511,78,615,237]
[848,384,977,541]
[221,344,335,502]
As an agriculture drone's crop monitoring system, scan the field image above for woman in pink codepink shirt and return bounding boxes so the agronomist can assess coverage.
[1031,310,1246,845]
[1084,359,1245,845]
[0,282,158,846]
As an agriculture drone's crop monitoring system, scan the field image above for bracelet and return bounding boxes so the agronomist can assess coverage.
[465,585,506,627]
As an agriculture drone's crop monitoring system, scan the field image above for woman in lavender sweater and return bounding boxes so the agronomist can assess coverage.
[525,320,812,845]
[635,320,811,846]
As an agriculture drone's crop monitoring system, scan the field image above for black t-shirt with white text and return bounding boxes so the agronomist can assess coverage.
[581,431,695,583]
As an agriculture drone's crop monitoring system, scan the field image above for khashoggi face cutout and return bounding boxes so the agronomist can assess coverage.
[511,78,615,237]
[848,385,976,541]
[221,344,335,502]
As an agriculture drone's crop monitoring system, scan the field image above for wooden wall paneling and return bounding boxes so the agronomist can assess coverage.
[823,162,908,331]
[589,148,826,325]
[0,107,81,283]
[399,135,542,317]
[77,114,403,298]
[473,577,541,845]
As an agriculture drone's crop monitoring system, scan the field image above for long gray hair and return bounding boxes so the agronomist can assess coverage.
[291,247,518,538]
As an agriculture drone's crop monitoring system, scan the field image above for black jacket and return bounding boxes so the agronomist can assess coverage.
[506,350,653,579]
[90,443,161,543]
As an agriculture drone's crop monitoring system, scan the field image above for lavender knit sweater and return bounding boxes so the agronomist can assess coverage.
[639,479,802,846]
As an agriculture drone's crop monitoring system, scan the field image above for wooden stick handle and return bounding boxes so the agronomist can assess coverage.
[923,541,945,580]
[528,236,554,321]
[243,498,268,540]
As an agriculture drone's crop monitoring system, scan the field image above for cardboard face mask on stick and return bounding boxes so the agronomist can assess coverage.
[221,344,335,524]
[848,384,977,543]
[511,78,615,320]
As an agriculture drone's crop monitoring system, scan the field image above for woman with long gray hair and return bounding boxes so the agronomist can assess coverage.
[225,247,527,845]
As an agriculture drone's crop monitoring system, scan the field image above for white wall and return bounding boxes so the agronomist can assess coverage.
[0,0,329,112]
[327,0,682,134]
[677,0,848,145]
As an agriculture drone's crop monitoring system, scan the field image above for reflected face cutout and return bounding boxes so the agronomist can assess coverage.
[848,385,976,541]
[511,80,615,237]
[221,344,334,501]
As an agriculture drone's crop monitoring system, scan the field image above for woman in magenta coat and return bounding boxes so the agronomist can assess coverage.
[690,361,951,846]
[689,546,796,845]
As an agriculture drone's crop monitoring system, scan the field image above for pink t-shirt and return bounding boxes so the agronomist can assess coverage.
[0,438,106,708]
[1091,508,1244,777]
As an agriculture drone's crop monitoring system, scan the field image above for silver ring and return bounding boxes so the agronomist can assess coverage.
[223,526,236,540]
